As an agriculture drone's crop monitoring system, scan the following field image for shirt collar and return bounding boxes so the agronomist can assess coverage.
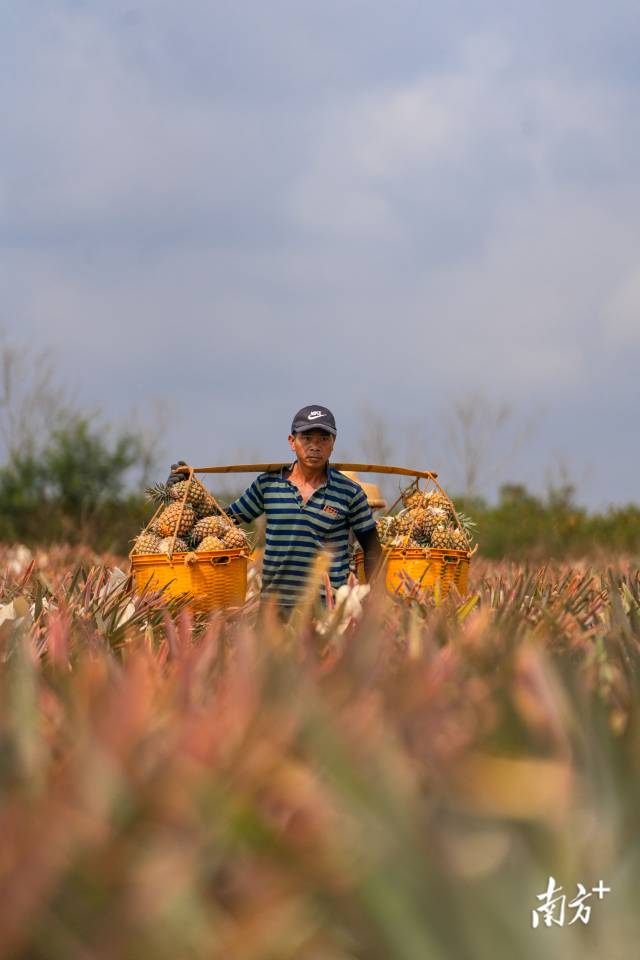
[281,461,334,487]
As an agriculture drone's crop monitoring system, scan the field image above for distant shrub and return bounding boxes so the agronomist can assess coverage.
[456,483,640,558]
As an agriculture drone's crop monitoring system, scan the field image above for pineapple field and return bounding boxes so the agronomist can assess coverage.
[1,542,639,960]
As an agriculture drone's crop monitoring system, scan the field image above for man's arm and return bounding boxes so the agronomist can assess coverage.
[167,463,265,524]
[347,486,383,582]
[223,476,265,524]
[355,526,383,582]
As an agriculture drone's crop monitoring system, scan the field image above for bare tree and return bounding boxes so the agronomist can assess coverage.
[127,397,175,488]
[358,404,395,465]
[441,390,535,499]
[0,335,75,461]
[0,333,168,491]
[349,404,400,504]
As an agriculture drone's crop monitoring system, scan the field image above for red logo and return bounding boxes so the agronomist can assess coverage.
[323,505,339,518]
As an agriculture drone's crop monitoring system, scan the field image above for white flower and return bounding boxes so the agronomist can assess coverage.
[0,596,32,631]
[0,601,17,627]
[98,567,128,602]
[113,601,136,629]
[98,568,136,630]
[317,583,371,635]
[6,545,33,575]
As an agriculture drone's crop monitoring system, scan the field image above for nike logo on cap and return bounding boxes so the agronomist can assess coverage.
[308,411,325,419]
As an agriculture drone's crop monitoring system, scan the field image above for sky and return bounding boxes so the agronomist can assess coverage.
[2,0,639,507]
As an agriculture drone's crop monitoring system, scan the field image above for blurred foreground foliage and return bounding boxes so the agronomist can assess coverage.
[0,547,639,959]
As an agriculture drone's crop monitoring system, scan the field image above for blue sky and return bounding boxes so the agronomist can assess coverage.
[2,1,639,506]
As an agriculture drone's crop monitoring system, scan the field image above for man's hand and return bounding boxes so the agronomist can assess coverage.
[167,460,189,487]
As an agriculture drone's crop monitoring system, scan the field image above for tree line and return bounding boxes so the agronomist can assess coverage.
[0,337,637,558]
[1,430,638,558]
[456,484,640,559]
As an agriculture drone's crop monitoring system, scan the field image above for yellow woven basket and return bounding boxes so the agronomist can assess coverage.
[131,549,247,612]
[354,546,469,598]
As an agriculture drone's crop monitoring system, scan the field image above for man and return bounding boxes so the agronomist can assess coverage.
[169,405,382,610]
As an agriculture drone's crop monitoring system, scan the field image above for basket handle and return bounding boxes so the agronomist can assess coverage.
[128,499,166,560]
[402,477,424,547]
[428,475,466,537]
[168,465,195,559]
[211,556,231,566]
[167,466,233,560]
[171,464,229,519]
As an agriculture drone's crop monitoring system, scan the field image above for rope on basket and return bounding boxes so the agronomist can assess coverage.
[400,476,422,551]
[168,466,194,560]
[128,500,165,561]
[168,466,251,560]
[195,470,252,556]
[427,475,473,556]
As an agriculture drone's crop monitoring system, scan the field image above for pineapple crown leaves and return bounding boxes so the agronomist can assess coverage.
[131,527,160,544]
[456,512,477,542]
[145,481,171,506]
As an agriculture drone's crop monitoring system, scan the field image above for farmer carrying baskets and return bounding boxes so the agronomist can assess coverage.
[168,405,382,613]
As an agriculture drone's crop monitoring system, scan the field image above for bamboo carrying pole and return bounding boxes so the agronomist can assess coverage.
[166,462,472,559]
[191,462,438,479]
[133,461,474,570]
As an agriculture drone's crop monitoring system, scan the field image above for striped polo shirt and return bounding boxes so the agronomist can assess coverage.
[226,464,376,606]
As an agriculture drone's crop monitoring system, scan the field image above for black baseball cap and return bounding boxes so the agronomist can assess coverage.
[291,404,337,436]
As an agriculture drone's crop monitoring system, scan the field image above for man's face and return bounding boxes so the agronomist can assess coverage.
[288,429,335,469]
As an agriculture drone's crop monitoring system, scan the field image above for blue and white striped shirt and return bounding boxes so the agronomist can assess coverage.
[227,464,375,606]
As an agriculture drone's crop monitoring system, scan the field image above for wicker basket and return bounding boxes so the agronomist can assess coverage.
[354,546,469,598]
[131,549,247,612]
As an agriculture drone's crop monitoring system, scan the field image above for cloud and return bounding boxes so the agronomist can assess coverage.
[1,2,301,244]
[604,267,640,346]
[2,1,640,506]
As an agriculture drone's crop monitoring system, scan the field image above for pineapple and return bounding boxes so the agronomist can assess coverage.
[409,507,431,537]
[395,512,416,536]
[157,537,188,554]
[409,507,445,545]
[371,482,475,556]
[192,514,231,543]
[147,476,217,518]
[426,491,453,516]
[196,535,226,553]
[168,478,217,517]
[132,531,162,555]
[431,524,453,550]
[153,502,196,538]
[422,507,447,537]
[223,527,249,550]
[450,528,469,552]
[376,516,397,545]
[402,490,427,510]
